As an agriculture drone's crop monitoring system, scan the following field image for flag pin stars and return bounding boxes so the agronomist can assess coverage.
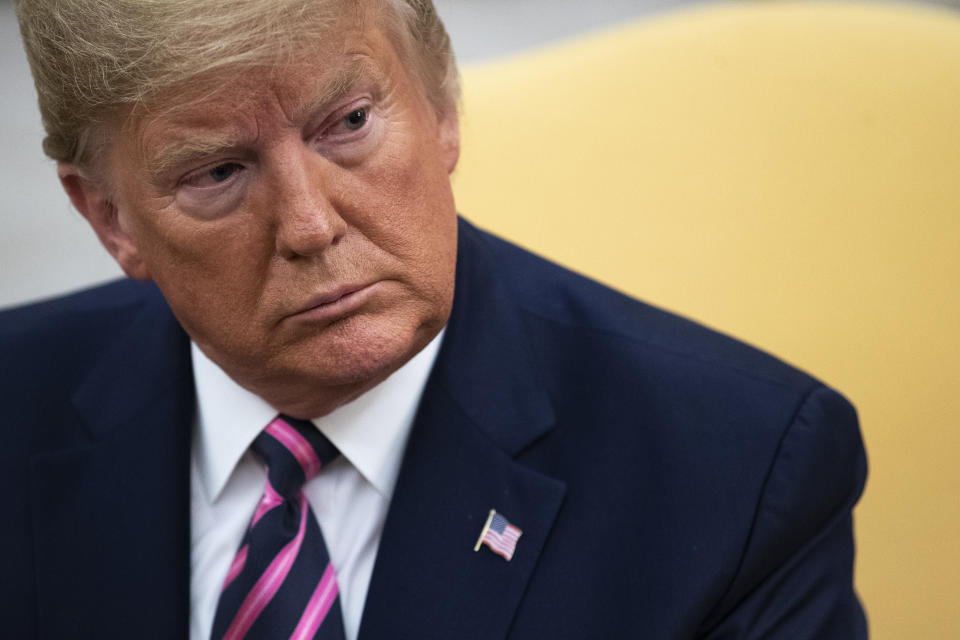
[474,509,523,561]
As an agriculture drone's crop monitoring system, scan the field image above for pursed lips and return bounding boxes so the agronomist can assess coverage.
[286,282,379,321]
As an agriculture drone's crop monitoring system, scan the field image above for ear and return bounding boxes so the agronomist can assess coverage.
[436,106,461,175]
[57,164,151,280]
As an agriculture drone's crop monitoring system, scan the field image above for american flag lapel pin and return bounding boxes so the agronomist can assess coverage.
[474,509,523,561]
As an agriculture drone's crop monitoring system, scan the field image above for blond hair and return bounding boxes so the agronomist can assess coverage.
[14,0,459,170]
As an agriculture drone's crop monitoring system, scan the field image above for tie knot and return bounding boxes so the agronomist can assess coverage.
[251,414,339,497]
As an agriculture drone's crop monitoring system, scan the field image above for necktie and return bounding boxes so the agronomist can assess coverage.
[211,415,347,640]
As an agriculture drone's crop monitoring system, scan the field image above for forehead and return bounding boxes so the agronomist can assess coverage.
[120,20,406,173]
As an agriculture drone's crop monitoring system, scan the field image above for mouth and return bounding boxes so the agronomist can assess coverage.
[287,282,380,323]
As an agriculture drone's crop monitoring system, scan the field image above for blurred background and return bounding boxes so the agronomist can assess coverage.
[3,1,959,638]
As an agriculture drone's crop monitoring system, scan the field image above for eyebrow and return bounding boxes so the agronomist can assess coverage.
[147,136,241,181]
[144,57,377,180]
[289,56,377,121]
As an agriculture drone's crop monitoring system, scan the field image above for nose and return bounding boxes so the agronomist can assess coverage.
[271,143,347,259]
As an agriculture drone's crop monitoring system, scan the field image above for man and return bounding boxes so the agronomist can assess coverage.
[3,1,867,638]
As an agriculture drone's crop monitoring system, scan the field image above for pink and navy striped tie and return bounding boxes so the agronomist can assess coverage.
[211,415,347,640]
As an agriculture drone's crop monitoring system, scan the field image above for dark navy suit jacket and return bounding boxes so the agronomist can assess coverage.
[1,218,867,638]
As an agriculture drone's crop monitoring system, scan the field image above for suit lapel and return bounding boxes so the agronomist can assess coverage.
[359,220,566,640]
[30,288,193,637]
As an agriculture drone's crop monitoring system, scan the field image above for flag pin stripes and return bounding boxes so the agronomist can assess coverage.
[474,509,523,561]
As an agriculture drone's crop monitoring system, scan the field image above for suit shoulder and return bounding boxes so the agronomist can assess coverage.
[0,278,153,330]
[466,222,820,396]
[0,279,159,369]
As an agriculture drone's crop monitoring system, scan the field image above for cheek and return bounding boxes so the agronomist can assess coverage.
[127,194,256,270]
[347,128,457,255]
[131,209,273,311]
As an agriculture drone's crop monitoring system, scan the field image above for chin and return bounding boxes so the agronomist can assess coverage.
[262,326,430,418]
[223,309,447,417]
[299,314,438,385]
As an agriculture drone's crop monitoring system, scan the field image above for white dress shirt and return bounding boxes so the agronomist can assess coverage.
[189,332,443,640]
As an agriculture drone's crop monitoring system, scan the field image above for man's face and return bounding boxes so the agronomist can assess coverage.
[80,17,460,417]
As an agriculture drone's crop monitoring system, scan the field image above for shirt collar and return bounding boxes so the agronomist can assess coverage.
[192,330,444,503]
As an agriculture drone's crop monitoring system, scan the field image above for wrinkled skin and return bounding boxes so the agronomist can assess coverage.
[60,17,461,418]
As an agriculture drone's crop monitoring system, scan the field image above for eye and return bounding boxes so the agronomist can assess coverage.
[182,162,245,188]
[342,107,368,131]
[208,163,242,183]
[309,101,378,161]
